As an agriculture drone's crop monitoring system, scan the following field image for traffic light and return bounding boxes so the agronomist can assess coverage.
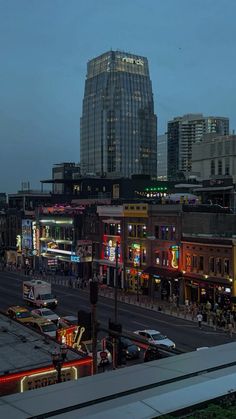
[108,319,122,337]
[90,281,98,305]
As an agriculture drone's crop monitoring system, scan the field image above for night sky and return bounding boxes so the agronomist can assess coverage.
[0,0,236,192]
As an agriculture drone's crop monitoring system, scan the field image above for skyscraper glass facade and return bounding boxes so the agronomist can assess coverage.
[80,51,157,178]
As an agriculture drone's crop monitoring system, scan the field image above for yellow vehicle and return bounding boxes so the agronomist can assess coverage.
[27,317,58,338]
[6,306,34,324]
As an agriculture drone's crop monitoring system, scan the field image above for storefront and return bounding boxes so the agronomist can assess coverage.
[143,267,183,301]
[184,275,232,306]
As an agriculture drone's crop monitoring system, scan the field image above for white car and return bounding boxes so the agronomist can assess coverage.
[31,308,60,325]
[133,329,175,349]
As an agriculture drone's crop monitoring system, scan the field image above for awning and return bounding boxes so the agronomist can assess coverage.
[143,267,182,279]
[183,275,231,286]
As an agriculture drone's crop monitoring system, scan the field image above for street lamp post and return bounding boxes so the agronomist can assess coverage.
[51,344,68,383]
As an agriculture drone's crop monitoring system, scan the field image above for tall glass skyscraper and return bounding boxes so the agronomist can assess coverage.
[80,50,157,178]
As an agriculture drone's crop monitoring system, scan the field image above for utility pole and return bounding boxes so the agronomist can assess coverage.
[90,281,98,375]
[114,241,119,323]
[113,241,119,369]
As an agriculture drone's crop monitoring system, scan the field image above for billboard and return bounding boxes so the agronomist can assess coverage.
[76,240,92,262]
[22,219,33,254]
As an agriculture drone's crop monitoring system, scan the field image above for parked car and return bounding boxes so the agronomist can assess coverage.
[6,306,34,324]
[31,308,60,324]
[106,336,141,360]
[58,315,78,328]
[133,329,175,349]
[79,340,112,366]
[28,318,58,338]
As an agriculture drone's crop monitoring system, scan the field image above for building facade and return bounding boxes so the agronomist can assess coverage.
[80,50,157,178]
[52,163,80,194]
[191,134,236,182]
[167,114,229,181]
[181,236,235,307]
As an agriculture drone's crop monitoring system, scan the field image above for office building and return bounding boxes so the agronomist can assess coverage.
[157,134,167,180]
[167,114,229,180]
[80,50,157,178]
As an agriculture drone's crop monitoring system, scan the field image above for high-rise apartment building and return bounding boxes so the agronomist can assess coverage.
[167,114,229,180]
[80,50,157,178]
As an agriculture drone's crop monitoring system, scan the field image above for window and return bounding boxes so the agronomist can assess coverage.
[142,248,146,264]
[161,226,169,240]
[162,251,169,266]
[186,254,191,270]
[216,258,222,274]
[210,160,215,175]
[154,225,159,239]
[170,226,176,240]
[155,252,160,265]
[199,256,204,271]
[218,160,222,175]
[192,255,198,269]
[225,157,230,176]
[224,259,229,275]
[209,257,215,273]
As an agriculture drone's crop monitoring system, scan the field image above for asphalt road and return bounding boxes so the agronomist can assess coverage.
[0,271,235,353]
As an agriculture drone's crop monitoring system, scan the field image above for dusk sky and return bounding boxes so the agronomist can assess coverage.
[0,0,236,193]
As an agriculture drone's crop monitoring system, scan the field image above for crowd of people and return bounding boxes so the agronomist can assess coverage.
[183,299,236,337]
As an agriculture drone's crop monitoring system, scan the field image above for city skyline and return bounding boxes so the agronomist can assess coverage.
[0,0,236,192]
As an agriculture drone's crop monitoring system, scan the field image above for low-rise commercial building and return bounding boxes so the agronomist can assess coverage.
[0,313,92,396]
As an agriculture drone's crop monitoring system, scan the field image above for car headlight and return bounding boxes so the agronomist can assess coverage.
[43,302,47,306]
[138,347,141,351]
[55,300,58,304]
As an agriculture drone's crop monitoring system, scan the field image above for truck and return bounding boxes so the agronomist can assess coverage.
[23,280,58,308]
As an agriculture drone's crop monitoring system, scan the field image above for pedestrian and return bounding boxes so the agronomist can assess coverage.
[197,312,203,329]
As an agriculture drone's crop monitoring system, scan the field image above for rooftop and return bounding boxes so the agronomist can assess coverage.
[0,313,81,376]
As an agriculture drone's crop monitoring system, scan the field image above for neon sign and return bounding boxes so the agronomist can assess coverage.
[170,245,179,269]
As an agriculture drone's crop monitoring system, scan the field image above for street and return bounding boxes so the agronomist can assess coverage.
[0,271,235,354]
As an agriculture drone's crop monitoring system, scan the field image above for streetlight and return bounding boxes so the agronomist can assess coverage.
[51,344,68,383]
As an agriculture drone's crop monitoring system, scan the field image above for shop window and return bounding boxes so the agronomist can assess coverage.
[216,258,222,274]
[199,255,204,272]
[209,257,215,273]
[224,259,229,275]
